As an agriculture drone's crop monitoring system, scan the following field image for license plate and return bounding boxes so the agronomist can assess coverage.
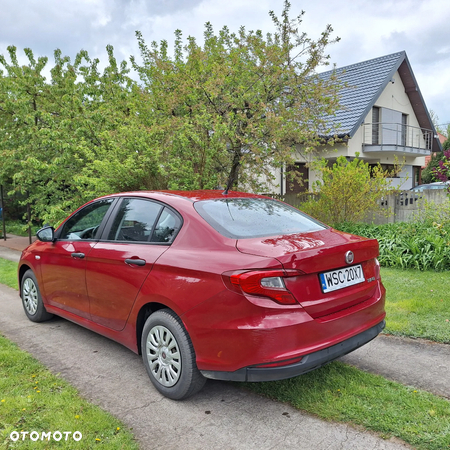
[319,265,365,293]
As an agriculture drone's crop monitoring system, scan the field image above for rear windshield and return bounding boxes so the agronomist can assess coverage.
[194,198,326,239]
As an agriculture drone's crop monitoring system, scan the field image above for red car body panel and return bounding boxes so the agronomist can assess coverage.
[18,190,386,381]
[85,242,169,330]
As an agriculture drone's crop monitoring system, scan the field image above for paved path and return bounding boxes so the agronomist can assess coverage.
[0,234,33,262]
[1,237,448,448]
[0,233,34,252]
[341,334,450,400]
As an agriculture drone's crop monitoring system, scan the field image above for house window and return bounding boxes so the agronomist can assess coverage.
[401,114,408,146]
[372,107,380,145]
[369,164,399,178]
[286,163,308,194]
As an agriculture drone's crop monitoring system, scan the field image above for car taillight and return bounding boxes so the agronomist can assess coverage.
[374,258,381,280]
[226,270,300,305]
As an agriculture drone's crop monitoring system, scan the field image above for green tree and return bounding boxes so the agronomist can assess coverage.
[0,2,342,223]
[131,0,341,192]
[300,154,397,225]
[443,136,450,151]
[422,152,447,183]
[429,110,444,135]
[0,46,161,224]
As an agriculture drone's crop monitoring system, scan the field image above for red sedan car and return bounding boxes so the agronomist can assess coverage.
[19,190,385,399]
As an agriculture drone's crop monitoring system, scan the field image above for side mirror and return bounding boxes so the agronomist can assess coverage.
[36,226,55,243]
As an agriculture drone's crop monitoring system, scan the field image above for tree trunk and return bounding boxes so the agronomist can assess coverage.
[225,150,241,192]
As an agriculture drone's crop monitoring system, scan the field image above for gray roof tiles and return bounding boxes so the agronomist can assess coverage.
[318,51,406,137]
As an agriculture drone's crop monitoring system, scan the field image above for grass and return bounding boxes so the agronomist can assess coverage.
[0,335,139,449]
[242,361,450,450]
[0,258,18,290]
[382,267,450,343]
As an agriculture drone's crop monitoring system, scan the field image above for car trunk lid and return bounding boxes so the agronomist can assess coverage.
[236,229,380,319]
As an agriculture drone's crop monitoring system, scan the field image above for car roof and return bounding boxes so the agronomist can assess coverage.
[411,183,448,190]
[105,190,269,203]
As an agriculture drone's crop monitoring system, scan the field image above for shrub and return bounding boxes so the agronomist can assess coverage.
[301,154,396,225]
[433,149,450,183]
[336,214,450,272]
[421,152,446,183]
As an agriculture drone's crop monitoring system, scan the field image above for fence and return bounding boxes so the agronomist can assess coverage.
[268,190,449,224]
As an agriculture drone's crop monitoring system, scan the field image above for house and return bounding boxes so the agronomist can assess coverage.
[278,51,442,194]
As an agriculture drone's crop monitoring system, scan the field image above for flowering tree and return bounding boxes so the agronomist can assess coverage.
[433,149,450,184]
[131,1,341,191]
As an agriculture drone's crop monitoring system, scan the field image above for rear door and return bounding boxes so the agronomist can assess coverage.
[86,197,182,330]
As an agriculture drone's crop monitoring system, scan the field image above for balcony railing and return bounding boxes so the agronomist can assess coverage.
[362,122,433,156]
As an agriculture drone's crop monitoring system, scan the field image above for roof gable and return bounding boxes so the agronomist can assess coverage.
[319,51,442,152]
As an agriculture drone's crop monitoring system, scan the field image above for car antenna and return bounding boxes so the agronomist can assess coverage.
[223,179,232,196]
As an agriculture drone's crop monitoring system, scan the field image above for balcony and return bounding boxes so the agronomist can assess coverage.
[362,122,433,157]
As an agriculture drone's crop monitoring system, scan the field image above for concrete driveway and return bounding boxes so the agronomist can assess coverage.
[0,282,412,450]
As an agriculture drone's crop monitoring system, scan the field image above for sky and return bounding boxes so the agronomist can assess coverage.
[1,0,449,130]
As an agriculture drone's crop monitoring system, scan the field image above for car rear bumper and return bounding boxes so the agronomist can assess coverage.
[200,319,385,382]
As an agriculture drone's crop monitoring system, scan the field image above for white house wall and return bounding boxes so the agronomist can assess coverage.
[361,70,427,165]
[387,165,414,190]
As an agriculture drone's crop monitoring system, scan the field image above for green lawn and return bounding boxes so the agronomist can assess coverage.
[0,335,138,449]
[382,267,450,343]
[243,361,450,450]
[0,258,18,290]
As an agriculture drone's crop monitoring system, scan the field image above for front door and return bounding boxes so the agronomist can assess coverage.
[39,199,114,319]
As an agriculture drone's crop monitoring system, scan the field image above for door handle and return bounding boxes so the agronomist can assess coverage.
[125,258,146,266]
[71,252,85,259]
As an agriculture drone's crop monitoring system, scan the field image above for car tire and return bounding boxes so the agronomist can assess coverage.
[141,309,206,400]
[21,270,53,322]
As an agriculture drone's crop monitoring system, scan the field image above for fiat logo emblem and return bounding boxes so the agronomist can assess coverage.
[345,251,354,265]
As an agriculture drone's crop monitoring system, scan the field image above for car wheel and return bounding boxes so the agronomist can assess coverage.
[21,270,53,322]
[141,309,206,400]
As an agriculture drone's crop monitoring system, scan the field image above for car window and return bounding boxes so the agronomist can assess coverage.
[150,208,181,243]
[194,198,326,239]
[107,198,163,242]
[59,199,113,240]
